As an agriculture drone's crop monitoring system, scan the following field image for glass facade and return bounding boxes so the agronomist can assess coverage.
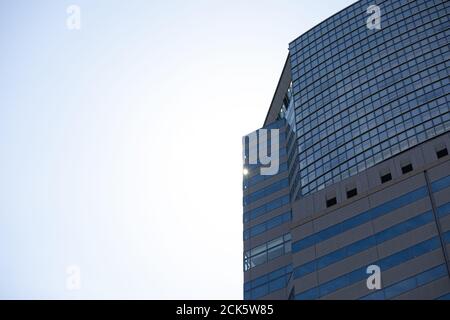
[243,211,291,241]
[243,109,293,298]
[289,0,450,196]
[244,265,293,300]
[244,233,292,271]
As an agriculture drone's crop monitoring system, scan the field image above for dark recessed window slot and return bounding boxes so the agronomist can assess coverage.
[401,164,413,174]
[381,173,392,184]
[347,188,358,199]
[437,148,448,159]
[326,197,337,208]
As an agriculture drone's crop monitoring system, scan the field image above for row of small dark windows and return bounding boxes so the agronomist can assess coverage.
[326,187,357,208]
[381,162,413,185]
[326,146,448,208]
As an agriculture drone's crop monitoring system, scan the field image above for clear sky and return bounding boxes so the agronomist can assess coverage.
[0,0,355,299]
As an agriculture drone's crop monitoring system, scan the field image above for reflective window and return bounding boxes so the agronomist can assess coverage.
[244,234,291,271]
[289,0,450,196]
[243,195,290,223]
[243,178,289,206]
[244,265,292,300]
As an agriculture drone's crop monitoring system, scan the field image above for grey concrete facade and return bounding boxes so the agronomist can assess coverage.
[291,132,450,300]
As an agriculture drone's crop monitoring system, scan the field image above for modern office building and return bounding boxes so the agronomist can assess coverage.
[243,0,450,300]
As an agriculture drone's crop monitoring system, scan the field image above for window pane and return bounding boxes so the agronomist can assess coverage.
[268,244,284,261]
[251,252,267,268]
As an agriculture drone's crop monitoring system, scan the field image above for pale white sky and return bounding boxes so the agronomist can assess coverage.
[0,0,355,299]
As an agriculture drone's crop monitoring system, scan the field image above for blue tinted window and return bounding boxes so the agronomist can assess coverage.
[437,202,450,218]
[252,285,269,299]
[295,287,319,300]
[347,267,367,283]
[244,178,289,206]
[244,265,292,300]
[250,224,266,237]
[317,224,342,241]
[341,211,371,229]
[269,277,286,292]
[444,231,450,244]
[294,261,316,278]
[292,235,316,252]
[404,211,433,229]
[361,290,385,300]
[320,275,349,296]
[379,250,410,270]
[317,249,345,269]
[385,278,417,299]
[437,293,450,300]
[244,211,291,240]
[412,237,440,256]
[244,195,290,222]
[347,237,376,256]
[431,175,450,193]
[269,268,285,281]
[416,264,446,286]
[251,275,268,289]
